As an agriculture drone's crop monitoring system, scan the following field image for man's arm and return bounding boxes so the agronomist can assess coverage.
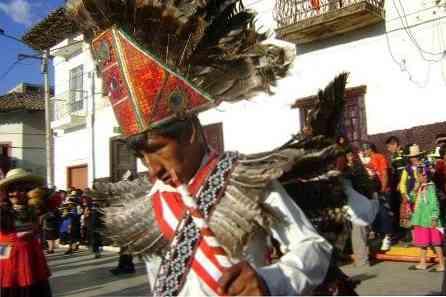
[378,155,389,192]
[255,181,333,296]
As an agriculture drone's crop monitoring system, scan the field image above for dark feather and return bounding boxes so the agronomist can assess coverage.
[307,72,349,138]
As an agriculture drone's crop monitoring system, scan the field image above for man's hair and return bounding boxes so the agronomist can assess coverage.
[436,133,446,145]
[440,144,446,159]
[436,133,446,139]
[361,142,377,153]
[385,136,400,145]
[126,117,201,158]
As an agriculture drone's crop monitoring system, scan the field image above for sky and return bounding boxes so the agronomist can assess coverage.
[0,0,64,95]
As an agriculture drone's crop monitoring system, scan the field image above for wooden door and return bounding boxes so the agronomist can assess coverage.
[110,137,137,182]
[67,164,88,190]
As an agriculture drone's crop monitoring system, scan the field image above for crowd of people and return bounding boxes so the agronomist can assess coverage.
[338,133,446,273]
[0,171,105,297]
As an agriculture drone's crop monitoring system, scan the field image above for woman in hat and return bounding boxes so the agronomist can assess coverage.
[408,165,445,272]
[59,196,81,255]
[398,145,425,238]
[0,168,52,297]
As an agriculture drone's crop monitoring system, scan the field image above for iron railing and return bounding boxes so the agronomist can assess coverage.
[273,0,385,27]
[50,90,88,122]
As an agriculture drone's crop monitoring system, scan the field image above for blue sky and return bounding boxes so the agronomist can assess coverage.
[0,0,63,94]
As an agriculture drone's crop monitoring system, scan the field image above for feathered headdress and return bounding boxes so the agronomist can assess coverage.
[65,0,294,136]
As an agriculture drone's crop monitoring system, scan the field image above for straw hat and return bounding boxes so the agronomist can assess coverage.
[0,168,44,191]
[436,136,446,145]
[406,144,425,158]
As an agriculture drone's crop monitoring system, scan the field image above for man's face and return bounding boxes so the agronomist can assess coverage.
[7,182,33,205]
[362,148,372,157]
[409,157,420,166]
[386,142,399,154]
[346,152,354,163]
[140,133,189,186]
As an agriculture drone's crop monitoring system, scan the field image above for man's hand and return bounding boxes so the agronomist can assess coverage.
[402,194,409,202]
[218,261,269,296]
[432,219,438,228]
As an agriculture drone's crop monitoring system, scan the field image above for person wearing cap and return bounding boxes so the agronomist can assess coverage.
[64,0,337,295]
[361,142,395,251]
[0,168,52,297]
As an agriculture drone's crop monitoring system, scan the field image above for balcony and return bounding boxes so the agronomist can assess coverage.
[51,40,83,59]
[274,0,385,44]
[51,90,88,130]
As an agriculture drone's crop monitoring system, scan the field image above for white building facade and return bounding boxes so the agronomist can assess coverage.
[0,85,46,177]
[43,0,445,189]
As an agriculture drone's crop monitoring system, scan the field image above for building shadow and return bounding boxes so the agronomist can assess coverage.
[51,256,117,273]
[91,283,149,297]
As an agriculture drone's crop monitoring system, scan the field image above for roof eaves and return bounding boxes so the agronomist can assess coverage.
[22,7,79,51]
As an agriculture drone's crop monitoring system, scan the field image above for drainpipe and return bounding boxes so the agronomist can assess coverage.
[42,50,54,187]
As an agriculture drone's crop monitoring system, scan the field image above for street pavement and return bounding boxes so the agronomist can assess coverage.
[48,249,149,297]
[47,248,444,296]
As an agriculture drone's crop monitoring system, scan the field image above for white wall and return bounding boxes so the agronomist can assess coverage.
[199,0,446,155]
[94,105,120,179]
[0,111,46,175]
[0,112,24,165]
[53,128,89,189]
[22,111,46,176]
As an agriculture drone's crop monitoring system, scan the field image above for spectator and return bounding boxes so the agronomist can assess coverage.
[59,200,80,255]
[361,143,394,251]
[41,209,59,254]
[344,147,374,267]
[0,168,52,297]
[86,202,102,259]
[385,136,406,236]
[433,144,446,198]
[398,144,425,244]
[408,165,445,272]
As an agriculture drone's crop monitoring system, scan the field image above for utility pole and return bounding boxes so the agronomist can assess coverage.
[41,50,54,188]
[1,28,55,187]
[88,71,96,187]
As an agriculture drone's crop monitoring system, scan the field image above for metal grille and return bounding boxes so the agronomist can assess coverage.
[273,0,385,27]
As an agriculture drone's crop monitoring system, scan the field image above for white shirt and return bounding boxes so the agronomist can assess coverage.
[144,179,333,296]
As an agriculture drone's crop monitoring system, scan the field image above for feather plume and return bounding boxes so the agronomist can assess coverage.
[65,0,293,102]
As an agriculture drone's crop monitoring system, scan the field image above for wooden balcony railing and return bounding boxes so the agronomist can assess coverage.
[274,0,385,44]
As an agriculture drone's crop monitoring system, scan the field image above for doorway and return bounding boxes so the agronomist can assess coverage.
[67,164,88,190]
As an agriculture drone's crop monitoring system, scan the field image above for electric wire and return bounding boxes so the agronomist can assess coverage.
[392,0,444,61]
[0,60,21,80]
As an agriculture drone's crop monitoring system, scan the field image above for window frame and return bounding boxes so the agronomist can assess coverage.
[293,85,367,147]
[69,64,84,112]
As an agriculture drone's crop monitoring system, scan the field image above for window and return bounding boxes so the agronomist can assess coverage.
[110,136,137,182]
[294,85,367,148]
[69,65,84,112]
[203,123,224,154]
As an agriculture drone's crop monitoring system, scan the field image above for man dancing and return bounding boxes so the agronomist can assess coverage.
[65,0,357,295]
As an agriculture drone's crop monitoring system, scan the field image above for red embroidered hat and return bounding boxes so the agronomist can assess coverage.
[92,28,214,137]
